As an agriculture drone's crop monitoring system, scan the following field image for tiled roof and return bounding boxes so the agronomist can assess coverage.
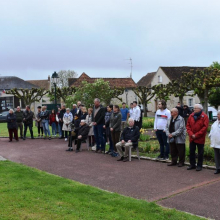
[26,80,50,90]
[0,76,39,90]
[160,66,206,81]
[137,72,156,87]
[69,72,137,88]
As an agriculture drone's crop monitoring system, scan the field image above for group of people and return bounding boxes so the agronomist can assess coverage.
[154,100,220,174]
[65,99,141,161]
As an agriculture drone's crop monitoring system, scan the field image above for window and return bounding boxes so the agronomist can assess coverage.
[158,75,162,83]
[188,98,193,107]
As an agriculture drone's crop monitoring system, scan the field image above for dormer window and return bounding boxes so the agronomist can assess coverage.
[158,75,162,83]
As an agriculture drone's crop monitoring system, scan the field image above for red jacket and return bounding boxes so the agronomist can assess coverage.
[186,111,209,144]
[49,113,57,126]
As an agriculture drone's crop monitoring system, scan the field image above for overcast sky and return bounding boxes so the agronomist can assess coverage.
[0,0,220,82]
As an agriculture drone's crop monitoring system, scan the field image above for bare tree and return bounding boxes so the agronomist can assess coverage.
[55,70,77,88]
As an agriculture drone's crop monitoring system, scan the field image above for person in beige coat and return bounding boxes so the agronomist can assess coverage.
[85,108,95,147]
[62,108,73,141]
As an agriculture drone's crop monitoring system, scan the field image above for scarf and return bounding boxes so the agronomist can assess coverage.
[193,110,202,121]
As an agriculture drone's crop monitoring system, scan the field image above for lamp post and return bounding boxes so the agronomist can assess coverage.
[125,88,128,105]
[51,71,59,111]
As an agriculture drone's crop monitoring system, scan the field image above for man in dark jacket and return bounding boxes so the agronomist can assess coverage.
[116,118,140,162]
[183,104,192,125]
[58,104,66,139]
[23,105,34,140]
[15,106,24,138]
[92,98,106,153]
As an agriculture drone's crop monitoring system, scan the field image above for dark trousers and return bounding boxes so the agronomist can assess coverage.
[189,142,204,168]
[59,122,64,137]
[65,131,71,139]
[214,148,220,170]
[134,121,141,130]
[156,130,169,157]
[111,130,121,152]
[104,127,114,152]
[8,129,18,141]
[169,143,185,164]
[24,124,33,138]
[88,135,95,146]
[93,124,105,151]
[17,122,23,137]
[38,123,43,135]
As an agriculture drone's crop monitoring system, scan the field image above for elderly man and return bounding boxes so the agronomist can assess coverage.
[92,98,106,153]
[186,104,209,171]
[71,104,77,119]
[165,108,186,167]
[116,118,140,162]
[66,120,90,153]
[15,106,24,139]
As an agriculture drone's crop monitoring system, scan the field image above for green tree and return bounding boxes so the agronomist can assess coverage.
[6,88,49,106]
[132,86,155,117]
[73,79,124,107]
[208,87,220,109]
[153,84,171,101]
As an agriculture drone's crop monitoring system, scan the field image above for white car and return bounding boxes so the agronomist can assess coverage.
[208,107,217,121]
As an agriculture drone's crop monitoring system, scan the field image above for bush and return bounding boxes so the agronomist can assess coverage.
[142,118,154,129]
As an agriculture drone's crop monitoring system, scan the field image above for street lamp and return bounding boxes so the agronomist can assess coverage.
[51,71,59,110]
[125,88,128,105]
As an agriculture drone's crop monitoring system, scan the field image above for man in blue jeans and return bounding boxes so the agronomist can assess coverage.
[154,100,171,160]
[92,98,106,153]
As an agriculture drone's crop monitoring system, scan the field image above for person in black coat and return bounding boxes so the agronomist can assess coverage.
[116,118,140,162]
[58,104,66,139]
[175,102,183,117]
[7,109,19,142]
[183,104,192,125]
[92,98,106,153]
[23,105,34,140]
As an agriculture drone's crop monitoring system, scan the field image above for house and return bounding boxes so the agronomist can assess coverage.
[137,67,206,112]
[0,76,39,112]
[68,72,137,105]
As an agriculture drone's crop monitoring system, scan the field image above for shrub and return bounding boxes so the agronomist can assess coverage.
[142,118,154,129]
[140,133,150,141]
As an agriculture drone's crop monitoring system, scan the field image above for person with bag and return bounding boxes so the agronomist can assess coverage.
[165,108,186,167]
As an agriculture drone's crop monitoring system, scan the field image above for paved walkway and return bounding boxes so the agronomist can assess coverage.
[1,138,220,219]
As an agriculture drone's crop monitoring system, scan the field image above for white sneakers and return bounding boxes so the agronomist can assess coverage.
[65,138,67,141]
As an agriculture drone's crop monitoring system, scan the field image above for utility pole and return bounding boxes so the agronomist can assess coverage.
[125,57,133,78]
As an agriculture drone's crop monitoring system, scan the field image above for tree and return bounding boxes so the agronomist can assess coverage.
[73,79,124,107]
[208,88,220,109]
[210,61,220,69]
[55,70,77,88]
[181,68,220,114]
[132,86,155,117]
[48,87,77,103]
[153,84,171,101]
[6,88,49,106]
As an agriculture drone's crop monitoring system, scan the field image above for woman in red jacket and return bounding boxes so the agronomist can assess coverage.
[49,109,57,137]
[186,104,209,171]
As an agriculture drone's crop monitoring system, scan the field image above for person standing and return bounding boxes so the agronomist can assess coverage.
[120,102,129,131]
[166,108,186,167]
[183,104,192,125]
[35,106,43,138]
[62,108,73,141]
[81,107,88,120]
[49,109,57,137]
[103,105,114,154]
[85,108,95,148]
[132,101,141,129]
[58,104,66,139]
[129,103,134,119]
[186,104,209,171]
[175,102,183,117]
[209,110,220,174]
[110,105,122,156]
[15,106,23,139]
[154,100,171,160]
[70,104,77,119]
[40,106,51,140]
[7,109,19,142]
[92,98,106,153]
[23,105,35,140]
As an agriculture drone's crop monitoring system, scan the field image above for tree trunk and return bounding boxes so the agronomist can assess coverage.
[204,89,208,115]
[179,96,183,106]
[143,102,147,117]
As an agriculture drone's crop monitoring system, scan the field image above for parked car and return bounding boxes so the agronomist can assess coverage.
[208,106,218,121]
[0,111,8,123]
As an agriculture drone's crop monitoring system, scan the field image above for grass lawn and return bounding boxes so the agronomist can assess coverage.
[0,161,202,220]
[0,122,52,138]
